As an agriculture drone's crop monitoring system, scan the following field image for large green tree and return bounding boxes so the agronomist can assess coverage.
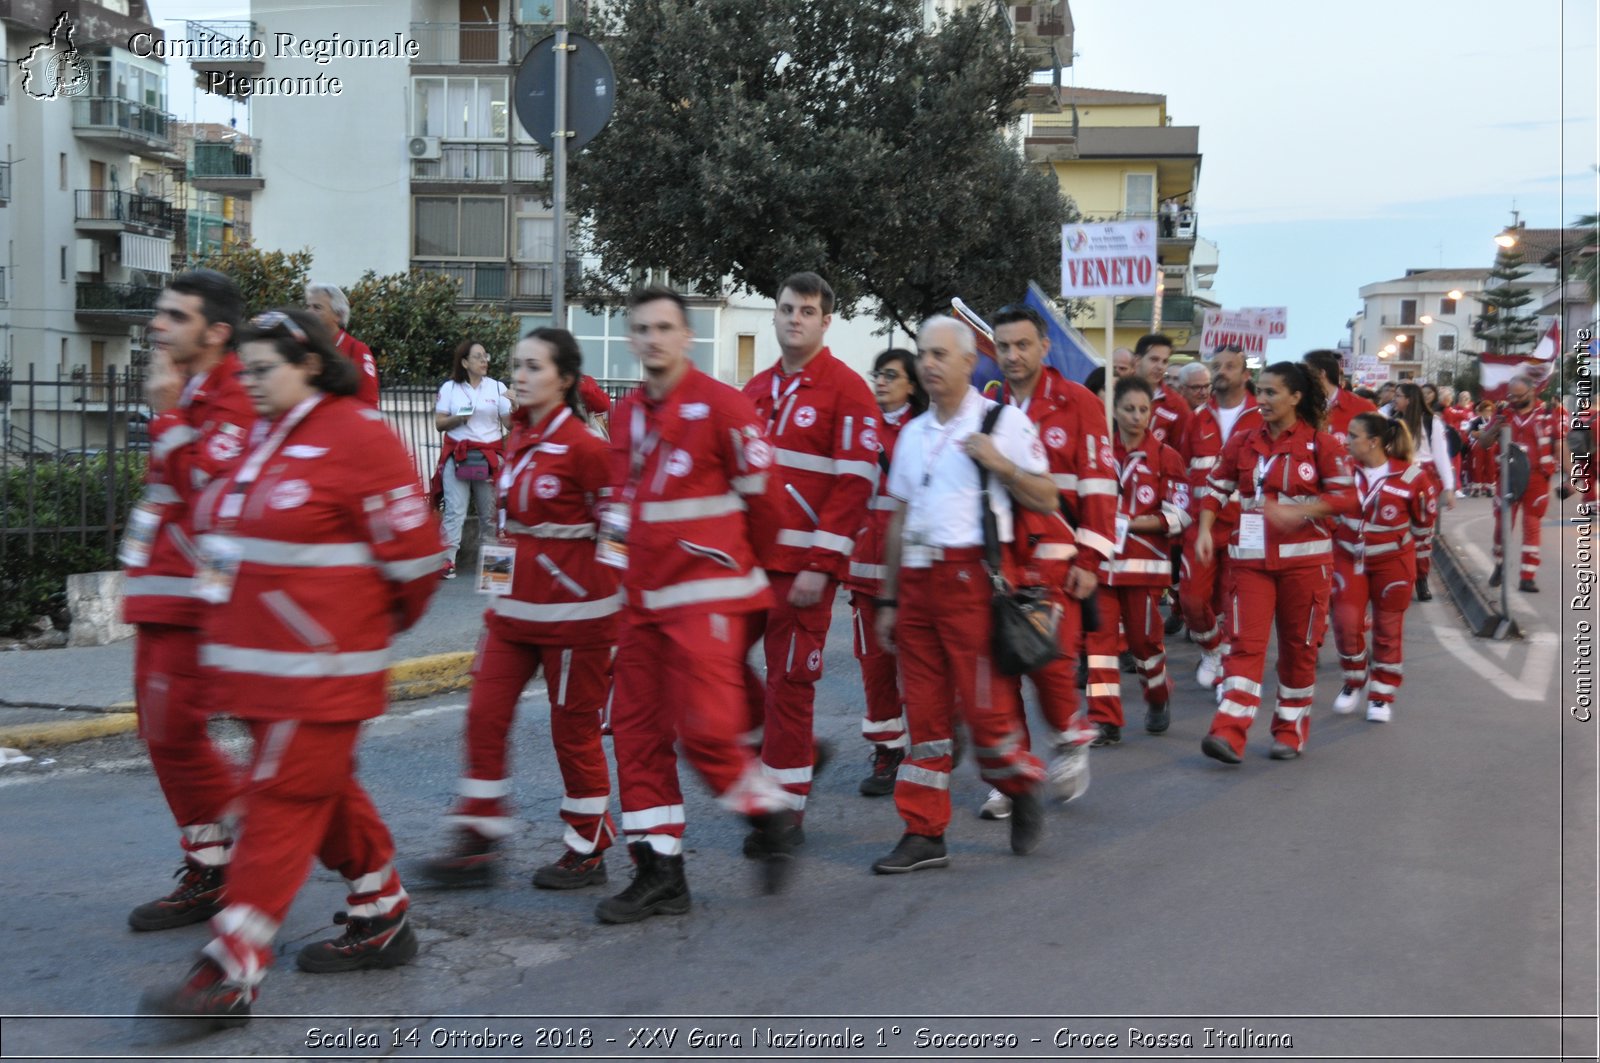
[1472,245,1541,354]
[346,270,521,384]
[194,244,312,316]
[571,0,1072,332]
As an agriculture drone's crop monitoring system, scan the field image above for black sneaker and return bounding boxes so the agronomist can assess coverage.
[1164,608,1185,636]
[1090,722,1122,747]
[138,957,252,1029]
[1415,576,1433,601]
[595,841,691,924]
[871,834,949,874]
[1488,563,1503,587]
[1201,733,1242,765]
[1269,741,1302,761]
[531,850,607,890]
[1009,786,1046,855]
[1518,579,1539,593]
[417,830,500,889]
[858,746,904,797]
[744,811,801,894]
[295,909,418,974]
[741,818,805,858]
[1144,704,1171,734]
[129,862,225,932]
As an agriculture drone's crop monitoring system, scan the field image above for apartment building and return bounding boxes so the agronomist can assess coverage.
[1349,268,1491,384]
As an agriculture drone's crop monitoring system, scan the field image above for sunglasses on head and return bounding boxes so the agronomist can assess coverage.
[251,311,309,346]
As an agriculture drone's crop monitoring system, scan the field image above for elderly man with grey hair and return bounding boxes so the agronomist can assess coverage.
[1178,361,1212,411]
[305,281,380,407]
[869,314,1059,875]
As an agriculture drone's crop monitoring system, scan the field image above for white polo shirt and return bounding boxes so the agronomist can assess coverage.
[887,387,1048,552]
[436,377,511,445]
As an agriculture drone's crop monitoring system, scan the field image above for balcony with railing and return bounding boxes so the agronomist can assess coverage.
[1115,296,1200,328]
[74,190,179,235]
[414,260,569,308]
[185,20,266,78]
[410,22,513,65]
[411,144,548,183]
[189,134,264,192]
[71,97,177,158]
[75,282,163,321]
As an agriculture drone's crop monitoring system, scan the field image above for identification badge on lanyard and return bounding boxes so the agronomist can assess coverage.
[596,506,631,570]
[118,503,163,569]
[477,543,516,594]
[195,534,245,604]
[1350,539,1366,577]
[1237,513,1266,552]
[1114,514,1130,554]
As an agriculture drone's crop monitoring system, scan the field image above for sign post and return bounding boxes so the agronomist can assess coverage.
[1060,220,1159,430]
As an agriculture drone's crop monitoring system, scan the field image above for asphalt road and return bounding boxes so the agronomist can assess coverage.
[0,518,1594,1061]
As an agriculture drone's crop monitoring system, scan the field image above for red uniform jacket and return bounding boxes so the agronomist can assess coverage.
[486,405,619,648]
[193,397,444,721]
[1150,386,1192,453]
[1002,368,1118,579]
[1203,419,1359,571]
[844,405,911,597]
[337,331,380,408]
[1333,458,1431,565]
[122,353,256,629]
[1108,433,1191,586]
[743,347,878,579]
[610,367,778,618]
[579,376,612,418]
[1504,406,1557,479]
[1324,387,1377,444]
[1185,395,1262,528]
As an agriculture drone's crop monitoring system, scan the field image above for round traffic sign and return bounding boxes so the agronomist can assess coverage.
[514,33,616,152]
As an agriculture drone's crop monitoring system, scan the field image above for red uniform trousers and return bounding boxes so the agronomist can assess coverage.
[893,552,1045,838]
[742,571,834,815]
[850,591,906,750]
[204,719,405,988]
[1207,564,1332,756]
[1179,522,1232,654]
[612,611,786,856]
[1011,574,1090,748]
[1084,587,1171,727]
[1493,474,1551,582]
[134,623,239,867]
[447,631,615,856]
[1332,551,1414,706]
[1470,445,1496,490]
[1415,467,1441,580]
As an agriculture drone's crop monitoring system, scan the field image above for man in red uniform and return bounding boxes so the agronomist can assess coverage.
[306,282,379,407]
[741,273,879,839]
[121,269,256,931]
[1478,375,1557,592]
[1303,349,1375,444]
[1137,333,1192,453]
[579,375,612,433]
[599,287,798,924]
[986,305,1115,811]
[1180,346,1260,689]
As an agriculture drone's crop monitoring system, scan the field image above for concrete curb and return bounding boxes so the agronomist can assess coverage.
[1434,533,1518,639]
[0,651,476,754]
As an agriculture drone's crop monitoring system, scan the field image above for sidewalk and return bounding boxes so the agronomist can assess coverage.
[0,573,491,750]
[1434,490,1577,636]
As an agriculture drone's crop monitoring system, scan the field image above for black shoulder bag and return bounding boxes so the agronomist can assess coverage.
[974,404,1063,676]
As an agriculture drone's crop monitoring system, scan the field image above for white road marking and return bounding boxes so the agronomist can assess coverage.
[1427,621,1558,702]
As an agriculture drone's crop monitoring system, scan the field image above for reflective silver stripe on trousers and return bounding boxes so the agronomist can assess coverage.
[896,764,949,790]
[1222,676,1262,696]
[201,644,390,678]
[1277,683,1316,700]
[620,805,685,831]
[491,593,623,622]
[849,560,887,581]
[1278,539,1331,558]
[124,575,202,598]
[908,739,953,760]
[560,794,610,814]
[639,570,769,611]
[457,777,509,799]
[384,552,449,581]
[639,494,744,523]
[1111,558,1170,574]
[504,520,598,539]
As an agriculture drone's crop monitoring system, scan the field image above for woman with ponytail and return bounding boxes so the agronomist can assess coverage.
[1194,360,1358,764]
[1393,382,1454,600]
[1329,413,1433,723]
[422,328,621,891]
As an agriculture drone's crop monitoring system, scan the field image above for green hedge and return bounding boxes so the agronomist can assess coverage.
[1,453,147,637]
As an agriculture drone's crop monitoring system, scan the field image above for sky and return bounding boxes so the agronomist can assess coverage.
[149,0,1598,355]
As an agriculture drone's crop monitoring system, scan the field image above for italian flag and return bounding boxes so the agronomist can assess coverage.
[1480,320,1561,400]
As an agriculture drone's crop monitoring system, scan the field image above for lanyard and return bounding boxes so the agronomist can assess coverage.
[1253,452,1281,498]
[919,409,968,487]
[624,403,665,503]
[768,372,804,434]
[499,407,571,501]
[179,370,206,409]
[217,394,323,525]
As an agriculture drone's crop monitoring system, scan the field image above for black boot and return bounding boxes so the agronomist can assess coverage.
[1415,575,1433,601]
[858,746,904,797]
[595,842,691,924]
[1488,563,1503,588]
[743,810,800,894]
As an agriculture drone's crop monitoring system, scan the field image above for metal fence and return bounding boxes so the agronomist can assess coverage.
[1,368,149,567]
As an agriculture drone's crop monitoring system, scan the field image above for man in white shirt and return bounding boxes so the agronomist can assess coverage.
[869,315,1061,874]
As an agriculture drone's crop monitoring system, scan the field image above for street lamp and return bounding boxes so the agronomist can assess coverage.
[1420,313,1462,384]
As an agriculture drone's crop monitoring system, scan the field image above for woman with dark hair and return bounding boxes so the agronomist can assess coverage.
[421,328,621,889]
[1392,382,1454,600]
[1194,360,1357,764]
[433,339,513,579]
[1083,375,1191,744]
[1330,413,1430,723]
[144,308,445,1024]
[847,349,927,796]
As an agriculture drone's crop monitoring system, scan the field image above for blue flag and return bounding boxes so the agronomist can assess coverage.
[1024,282,1101,385]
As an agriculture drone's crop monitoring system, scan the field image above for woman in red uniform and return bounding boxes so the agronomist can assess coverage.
[1196,361,1358,764]
[143,309,444,1025]
[847,348,927,796]
[422,329,621,889]
[1084,376,1191,744]
[1331,413,1431,723]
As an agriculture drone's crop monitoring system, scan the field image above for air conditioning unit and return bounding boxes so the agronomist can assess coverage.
[408,136,442,160]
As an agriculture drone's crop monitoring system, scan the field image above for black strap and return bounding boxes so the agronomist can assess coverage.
[973,403,1006,579]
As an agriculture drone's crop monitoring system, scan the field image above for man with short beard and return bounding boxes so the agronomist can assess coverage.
[1476,375,1556,592]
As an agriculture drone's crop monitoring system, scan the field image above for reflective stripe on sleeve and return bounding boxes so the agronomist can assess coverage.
[835,459,877,481]
[228,537,375,567]
[640,494,745,523]
[1033,542,1076,561]
[849,561,887,582]
[1077,529,1116,559]
[731,474,767,495]
[123,574,202,598]
[504,520,598,539]
[491,594,623,623]
[1051,473,1078,492]
[776,528,855,554]
[152,425,200,460]
[638,570,769,611]
[774,449,835,474]
[1077,477,1118,497]
[143,483,181,504]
